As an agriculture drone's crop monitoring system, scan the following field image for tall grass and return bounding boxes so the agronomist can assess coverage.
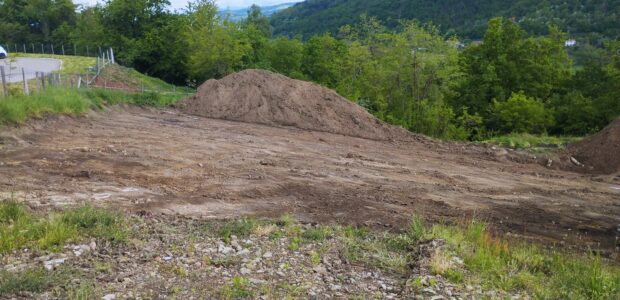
[429,221,620,299]
[0,201,126,253]
[0,87,185,126]
[0,88,90,125]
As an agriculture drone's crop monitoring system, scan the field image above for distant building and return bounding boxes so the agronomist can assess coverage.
[564,39,577,47]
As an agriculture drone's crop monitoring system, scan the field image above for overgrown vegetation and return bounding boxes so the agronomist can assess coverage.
[2,0,618,141]
[483,134,582,153]
[0,201,126,253]
[429,221,620,299]
[0,87,184,126]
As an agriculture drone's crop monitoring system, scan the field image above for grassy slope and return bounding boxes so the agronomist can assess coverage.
[0,54,192,126]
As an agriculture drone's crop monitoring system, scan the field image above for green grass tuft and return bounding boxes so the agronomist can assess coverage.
[483,133,582,153]
[0,201,127,254]
[218,218,257,243]
[430,220,620,299]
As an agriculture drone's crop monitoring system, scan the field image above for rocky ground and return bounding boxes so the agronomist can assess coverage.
[1,213,527,300]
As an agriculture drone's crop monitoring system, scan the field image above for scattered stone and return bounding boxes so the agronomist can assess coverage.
[570,156,584,167]
[102,294,116,300]
[43,258,66,270]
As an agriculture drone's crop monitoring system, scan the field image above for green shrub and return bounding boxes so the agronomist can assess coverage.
[490,92,554,134]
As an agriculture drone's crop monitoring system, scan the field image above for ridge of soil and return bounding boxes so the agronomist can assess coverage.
[566,118,620,175]
[179,69,412,141]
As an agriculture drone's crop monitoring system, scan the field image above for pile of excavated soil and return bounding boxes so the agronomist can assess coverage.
[567,117,620,174]
[180,69,412,141]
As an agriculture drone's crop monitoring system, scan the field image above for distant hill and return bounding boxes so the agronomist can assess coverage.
[219,2,298,21]
[270,0,620,40]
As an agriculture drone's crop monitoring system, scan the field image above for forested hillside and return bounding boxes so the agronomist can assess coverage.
[271,0,620,41]
[1,0,618,140]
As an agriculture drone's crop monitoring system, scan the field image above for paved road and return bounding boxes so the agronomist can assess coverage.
[0,57,62,83]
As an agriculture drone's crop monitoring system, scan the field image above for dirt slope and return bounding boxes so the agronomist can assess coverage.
[567,118,620,174]
[1,107,618,252]
[179,69,411,141]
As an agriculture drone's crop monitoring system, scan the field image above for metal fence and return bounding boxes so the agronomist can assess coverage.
[0,51,195,98]
[3,43,114,58]
[0,53,113,97]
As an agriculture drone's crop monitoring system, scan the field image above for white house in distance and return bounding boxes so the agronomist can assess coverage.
[565,39,577,47]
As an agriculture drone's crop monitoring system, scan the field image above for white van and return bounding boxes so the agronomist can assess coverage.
[0,46,7,59]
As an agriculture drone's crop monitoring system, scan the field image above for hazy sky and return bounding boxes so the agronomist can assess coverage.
[77,0,302,10]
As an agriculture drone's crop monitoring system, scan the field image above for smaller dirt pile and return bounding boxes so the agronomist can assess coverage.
[567,117,620,174]
[180,69,411,141]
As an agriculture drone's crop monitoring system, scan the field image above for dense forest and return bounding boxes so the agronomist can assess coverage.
[271,0,620,41]
[0,0,619,139]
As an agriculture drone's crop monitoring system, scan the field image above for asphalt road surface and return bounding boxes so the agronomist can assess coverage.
[0,57,62,83]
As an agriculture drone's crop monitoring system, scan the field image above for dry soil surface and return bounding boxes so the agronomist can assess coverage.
[1,107,619,252]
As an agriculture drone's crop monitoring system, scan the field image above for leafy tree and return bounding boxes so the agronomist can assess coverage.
[453,18,570,116]
[490,92,554,134]
[244,5,272,38]
[302,34,347,88]
[184,0,251,80]
[549,91,597,135]
[264,37,304,77]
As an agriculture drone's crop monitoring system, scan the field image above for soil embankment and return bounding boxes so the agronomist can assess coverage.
[180,69,411,141]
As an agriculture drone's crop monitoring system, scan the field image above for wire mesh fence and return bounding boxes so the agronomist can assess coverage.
[0,46,194,98]
[2,43,113,58]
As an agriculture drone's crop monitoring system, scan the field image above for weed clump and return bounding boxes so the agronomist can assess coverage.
[0,201,126,253]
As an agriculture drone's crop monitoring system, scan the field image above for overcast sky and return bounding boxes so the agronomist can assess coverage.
[77,0,302,10]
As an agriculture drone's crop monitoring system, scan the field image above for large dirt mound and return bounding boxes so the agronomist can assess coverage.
[567,117,620,174]
[180,69,411,141]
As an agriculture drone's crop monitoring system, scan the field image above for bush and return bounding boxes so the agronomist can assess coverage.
[549,91,598,135]
[490,92,554,134]
[409,100,469,140]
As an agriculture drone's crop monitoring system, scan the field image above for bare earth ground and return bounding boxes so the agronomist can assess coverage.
[1,106,619,252]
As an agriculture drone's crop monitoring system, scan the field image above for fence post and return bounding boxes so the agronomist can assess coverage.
[22,68,29,95]
[62,44,65,56]
[74,44,77,56]
[41,72,46,91]
[41,44,44,54]
[110,48,115,64]
[31,44,34,53]
[77,76,82,89]
[23,44,26,53]
[51,44,55,55]
[0,66,7,97]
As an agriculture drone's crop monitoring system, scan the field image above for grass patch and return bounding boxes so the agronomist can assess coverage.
[429,221,620,299]
[0,201,126,254]
[0,268,51,294]
[0,87,185,126]
[11,53,97,75]
[301,226,331,242]
[99,64,194,93]
[0,266,87,296]
[220,276,253,299]
[483,133,582,153]
[218,218,257,243]
[0,88,91,125]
